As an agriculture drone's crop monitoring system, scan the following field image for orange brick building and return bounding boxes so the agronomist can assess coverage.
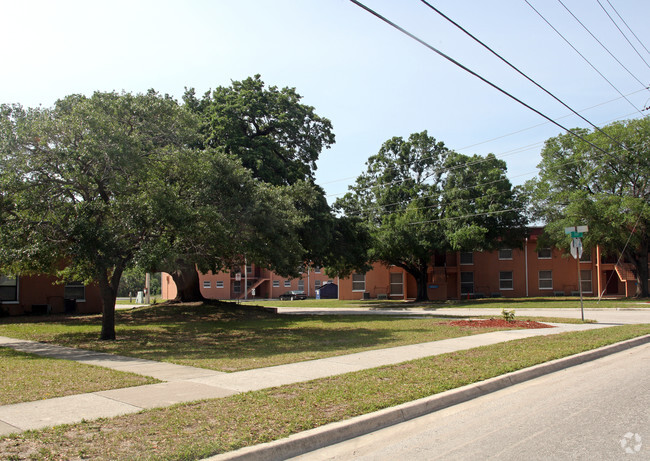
[0,273,102,316]
[162,228,646,301]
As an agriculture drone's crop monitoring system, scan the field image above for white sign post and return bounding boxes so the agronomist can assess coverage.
[565,225,589,321]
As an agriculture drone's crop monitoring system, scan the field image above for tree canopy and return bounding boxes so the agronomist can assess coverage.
[335,131,527,301]
[0,90,303,339]
[528,118,650,297]
[184,74,335,186]
[183,75,368,283]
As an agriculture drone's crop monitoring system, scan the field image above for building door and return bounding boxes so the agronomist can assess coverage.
[605,271,618,294]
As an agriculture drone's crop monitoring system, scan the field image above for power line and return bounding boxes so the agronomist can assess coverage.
[321,86,648,192]
[524,0,645,116]
[326,103,643,201]
[605,0,650,56]
[596,0,650,70]
[348,0,617,163]
[557,0,650,86]
[419,0,645,157]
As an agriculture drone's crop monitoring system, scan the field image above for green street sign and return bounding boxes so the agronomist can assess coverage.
[570,232,583,238]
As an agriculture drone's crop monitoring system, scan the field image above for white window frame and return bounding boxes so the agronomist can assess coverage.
[537,248,552,259]
[0,275,19,303]
[498,248,513,260]
[580,270,593,293]
[314,266,321,274]
[499,271,513,290]
[284,280,291,288]
[203,281,211,289]
[460,252,473,265]
[352,273,366,292]
[272,280,280,288]
[298,279,305,291]
[390,272,403,296]
[216,281,224,289]
[539,270,553,290]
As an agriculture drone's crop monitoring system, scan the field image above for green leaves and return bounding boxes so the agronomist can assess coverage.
[336,131,527,300]
[531,118,650,296]
[188,75,335,186]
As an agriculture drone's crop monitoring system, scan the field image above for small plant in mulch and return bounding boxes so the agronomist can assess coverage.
[501,308,516,322]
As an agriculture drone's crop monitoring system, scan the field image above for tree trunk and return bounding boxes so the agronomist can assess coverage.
[98,277,117,340]
[630,247,649,298]
[404,260,430,302]
[170,260,207,302]
[98,265,124,341]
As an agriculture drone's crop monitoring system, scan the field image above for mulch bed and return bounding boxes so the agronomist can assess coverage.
[449,319,554,329]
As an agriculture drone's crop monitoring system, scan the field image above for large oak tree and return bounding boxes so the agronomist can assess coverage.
[528,118,650,297]
[0,91,302,339]
[336,131,527,301]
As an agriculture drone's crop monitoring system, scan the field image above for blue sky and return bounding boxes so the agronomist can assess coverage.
[2,0,649,202]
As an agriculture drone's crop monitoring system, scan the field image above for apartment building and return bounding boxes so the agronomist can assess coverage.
[162,228,641,301]
[0,273,101,316]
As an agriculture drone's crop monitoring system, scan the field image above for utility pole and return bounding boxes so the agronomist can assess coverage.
[565,225,588,321]
[145,272,151,305]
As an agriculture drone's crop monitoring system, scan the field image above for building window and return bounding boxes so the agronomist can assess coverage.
[246,265,252,274]
[460,272,474,294]
[216,281,224,289]
[460,252,473,265]
[314,266,321,274]
[352,273,365,292]
[272,280,280,288]
[580,251,592,262]
[499,271,513,290]
[315,280,321,290]
[203,281,211,289]
[390,272,403,296]
[539,270,553,290]
[0,275,18,302]
[580,270,593,293]
[537,248,552,259]
[498,248,512,260]
[298,279,304,291]
[284,280,291,288]
[233,281,241,293]
[64,281,85,300]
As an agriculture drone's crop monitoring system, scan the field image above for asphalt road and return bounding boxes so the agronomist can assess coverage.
[292,343,650,461]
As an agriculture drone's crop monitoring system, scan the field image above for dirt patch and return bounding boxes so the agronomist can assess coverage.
[449,319,554,329]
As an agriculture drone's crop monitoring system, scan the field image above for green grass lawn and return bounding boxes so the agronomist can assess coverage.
[1,324,648,461]
[0,302,541,372]
[0,348,158,405]
[249,296,649,309]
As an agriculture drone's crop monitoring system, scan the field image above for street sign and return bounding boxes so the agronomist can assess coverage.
[570,238,583,259]
[235,273,241,281]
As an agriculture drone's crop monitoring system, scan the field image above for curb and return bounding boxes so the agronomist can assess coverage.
[207,334,650,461]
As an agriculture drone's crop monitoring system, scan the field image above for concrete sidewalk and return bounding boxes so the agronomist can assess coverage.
[273,306,650,324]
[0,322,610,436]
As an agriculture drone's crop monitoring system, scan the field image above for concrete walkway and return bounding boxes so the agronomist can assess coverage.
[0,322,611,436]
[273,306,650,324]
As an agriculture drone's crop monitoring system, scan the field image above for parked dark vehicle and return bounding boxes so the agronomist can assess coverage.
[278,290,307,300]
